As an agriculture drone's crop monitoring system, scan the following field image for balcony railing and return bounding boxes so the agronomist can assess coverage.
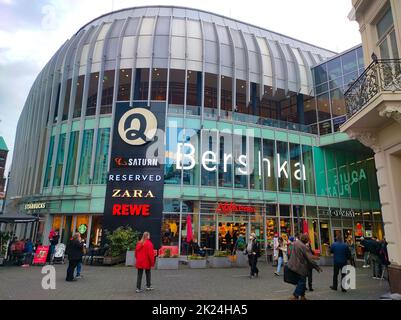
[344,59,401,118]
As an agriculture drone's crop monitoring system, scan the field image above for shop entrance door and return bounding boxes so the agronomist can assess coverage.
[218,222,248,253]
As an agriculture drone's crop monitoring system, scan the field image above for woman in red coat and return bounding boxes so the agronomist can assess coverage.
[135,232,155,293]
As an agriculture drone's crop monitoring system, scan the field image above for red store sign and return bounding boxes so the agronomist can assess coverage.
[216,202,256,215]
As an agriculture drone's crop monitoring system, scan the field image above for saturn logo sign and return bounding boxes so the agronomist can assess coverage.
[118,108,157,145]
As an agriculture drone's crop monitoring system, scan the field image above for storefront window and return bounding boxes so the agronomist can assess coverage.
[89,215,103,248]
[204,73,218,116]
[52,215,62,232]
[168,69,185,113]
[78,129,94,185]
[263,139,276,191]
[221,75,233,117]
[64,131,79,186]
[134,68,149,101]
[302,145,315,194]
[219,133,233,187]
[279,217,292,238]
[161,214,180,246]
[201,130,217,186]
[100,70,115,114]
[73,75,85,118]
[53,133,66,187]
[151,68,167,101]
[75,215,90,243]
[200,215,216,252]
[183,129,200,185]
[319,219,331,256]
[62,79,72,121]
[92,128,110,184]
[250,138,262,190]
[266,217,278,244]
[306,206,317,218]
[290,143,302,193]
[117,69,131,101]
[308,219,320,252]
[86,72,99,116]
[61,216,74,245]
[187,70,202,112]
[277,141,290,192]
[164,126,183,185]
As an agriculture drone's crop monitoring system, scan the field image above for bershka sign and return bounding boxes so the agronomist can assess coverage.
[103,102,165,249]
[216,202,256,214]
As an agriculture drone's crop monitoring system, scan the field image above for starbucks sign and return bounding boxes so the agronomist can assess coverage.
[78,224,87,234]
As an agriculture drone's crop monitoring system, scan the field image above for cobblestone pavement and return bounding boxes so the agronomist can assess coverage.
[0,261,390,300]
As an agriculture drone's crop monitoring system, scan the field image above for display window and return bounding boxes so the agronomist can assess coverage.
[319,220,331,256]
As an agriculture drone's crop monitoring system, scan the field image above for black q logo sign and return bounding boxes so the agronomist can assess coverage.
[118,108,157,145]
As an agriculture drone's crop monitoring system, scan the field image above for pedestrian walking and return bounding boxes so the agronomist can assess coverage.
[370,237,383,279]
[306,241,317,291]
[330,235,351,292]
[244,233,260,278]
[378,238,390,281]
[346,237,356,267]
[274,237,287,276]
[360,237,370,268]
[65,233,84,282]
[135,231,155,293]
[287,233,322,300]
[75,240,86,279]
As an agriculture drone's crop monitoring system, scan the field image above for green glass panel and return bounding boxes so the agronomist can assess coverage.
[53,133,66,187]
[313,147,327,196]
[93,128,110,184]
[325,149,338,197]
[302,145,315,194]
[64,131,79,185]
[43,136,55,188]
[78,129,94,185]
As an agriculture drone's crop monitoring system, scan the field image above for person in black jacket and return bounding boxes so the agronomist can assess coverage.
[244,233,261,278]
[66,233,84,282]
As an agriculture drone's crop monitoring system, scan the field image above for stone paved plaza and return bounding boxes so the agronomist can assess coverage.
[0,260,390,300]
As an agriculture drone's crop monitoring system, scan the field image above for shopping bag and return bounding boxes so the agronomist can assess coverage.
[284,265,299,285]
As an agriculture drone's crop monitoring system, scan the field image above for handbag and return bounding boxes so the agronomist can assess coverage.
[284,265,300,285]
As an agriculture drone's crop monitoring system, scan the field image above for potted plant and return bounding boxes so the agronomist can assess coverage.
[103,226,139,266]
[0,231,11,266]
[125,231,141,267]
[156,249,179,270]
[208,250,232,268]
[187,254,207,269]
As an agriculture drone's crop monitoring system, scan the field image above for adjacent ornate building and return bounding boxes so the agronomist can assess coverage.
[342,0,401,293]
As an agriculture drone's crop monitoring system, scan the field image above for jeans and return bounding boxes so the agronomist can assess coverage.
[66,259,79,281]
[307,268,313,289]
[364,251,370,265]
[276,256,283,274]
[136,269,151,289]
[76,261,82,276]
[294,276,306,298]
[248,255,259,276]
[333,263,346,290]
[371,254,382,278]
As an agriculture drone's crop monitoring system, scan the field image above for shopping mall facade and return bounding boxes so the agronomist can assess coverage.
[4,6,383,260]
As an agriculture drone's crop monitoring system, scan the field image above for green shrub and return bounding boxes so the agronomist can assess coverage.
[213,250,229,257]
[188,255,206,260]
[0,231,11,256]
[105,226,140,257]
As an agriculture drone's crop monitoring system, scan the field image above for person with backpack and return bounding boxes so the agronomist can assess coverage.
[135,231,155,293]
[244,233,260,279]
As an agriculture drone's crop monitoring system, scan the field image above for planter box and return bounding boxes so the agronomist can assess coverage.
[234,253,249,267]
[103,254,125,266]
[125,251,136,267]
[208,256,232,268]
[188,259,207,269]
[156,257,179,270]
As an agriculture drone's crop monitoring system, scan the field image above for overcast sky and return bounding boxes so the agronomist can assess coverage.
[0,0,361,177]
